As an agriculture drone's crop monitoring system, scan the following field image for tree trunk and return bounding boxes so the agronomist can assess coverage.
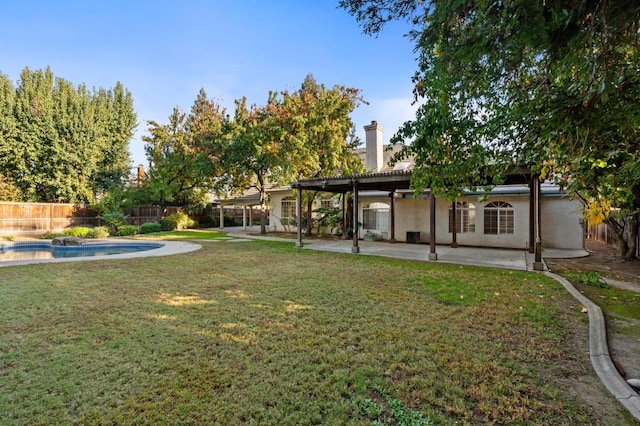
[345,194,354,238]
[259,186,267,235]
[624,213,639,261]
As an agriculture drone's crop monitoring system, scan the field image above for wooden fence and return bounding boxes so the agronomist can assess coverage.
[587,222,640,259]
[0,202,99,235]
[0,202,266,235]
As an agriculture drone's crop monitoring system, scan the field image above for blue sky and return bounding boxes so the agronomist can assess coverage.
[1,1,419,167]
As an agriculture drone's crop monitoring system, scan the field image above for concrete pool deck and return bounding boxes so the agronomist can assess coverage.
[0,238,201,267]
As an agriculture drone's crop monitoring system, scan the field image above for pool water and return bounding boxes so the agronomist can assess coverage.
[0,242,164,261]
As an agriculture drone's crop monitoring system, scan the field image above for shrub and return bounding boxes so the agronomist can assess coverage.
[159,217,177,231]
[91,226,110,238]
[578,271,610,288]
[168,212,196,230]
[41,232,65,239]
[64,227,93,238]
[140,222,162,234]
[115,225,139,237]
[99,212,127,232]
[223,213,238,227]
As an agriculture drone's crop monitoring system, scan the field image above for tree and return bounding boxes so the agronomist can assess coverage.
[141,89,230,214]
[92,83,138,196]
[0,67,136,203]
[226,96,294,234]
[294,74,364,235]
[224,76,364,235]
[340,0,640,258]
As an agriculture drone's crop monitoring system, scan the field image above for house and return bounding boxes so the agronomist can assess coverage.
[221,121,586,254]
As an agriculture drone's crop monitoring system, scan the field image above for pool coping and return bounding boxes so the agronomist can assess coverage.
[0,238,201,267]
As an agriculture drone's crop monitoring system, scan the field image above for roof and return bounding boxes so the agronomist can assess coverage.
[353,143,411,173]
[294,168,533,194]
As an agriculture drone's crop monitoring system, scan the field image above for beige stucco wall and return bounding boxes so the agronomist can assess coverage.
[364,193,584,250]
[392,195,530,248]
[268,188,585,250]
[541,195,584,249]
[268,192,294,232]
[393,197,431,242]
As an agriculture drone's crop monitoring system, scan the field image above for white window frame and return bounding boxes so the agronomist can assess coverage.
[362,203,390,232]
[484,201,514,235]
[449,201,476,233]
[280,198,296,225]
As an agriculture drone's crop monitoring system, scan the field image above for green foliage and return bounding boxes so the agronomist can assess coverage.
[91,226,110,238]
[0,68,136,203]
[355,391,434,425]
[140,222,162,234]
[339,1,640,208]
[141,89,228,210]
[314,205,343,236]
[159,217,177,231]
[91,186,137,216]
[99,212,127,231]
[63,226,111,238]
[115,225,138,237]
[210,212,239,227]
[168,212,196,230]
[63,227,93,238]
[225,76,364,234]
[578,271,610,289]
[40,232,65,239]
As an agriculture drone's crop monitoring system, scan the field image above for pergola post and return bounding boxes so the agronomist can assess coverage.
[451,200,458,248]
[429,193,438,260]
[242,206,247,230]
[533,176,544,270]
[389,191,396,243]
[342,193,348,240]
[296,187,303,248]
[529,181,535,253]
[352,180,360,253]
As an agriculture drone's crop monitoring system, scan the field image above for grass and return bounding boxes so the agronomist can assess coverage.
[0,240,633,424]
[572,279,640,340]
[133,229,230,240]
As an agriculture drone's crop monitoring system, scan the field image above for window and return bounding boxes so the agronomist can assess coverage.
[320,198,337,209]
[280,198,296,225]
[484,201,514,235]
[448,202,476,233]
[362,203,390,231]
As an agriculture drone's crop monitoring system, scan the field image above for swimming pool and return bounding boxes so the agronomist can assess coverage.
[0,242,164,261]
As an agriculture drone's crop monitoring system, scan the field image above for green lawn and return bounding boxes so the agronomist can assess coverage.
[133,229,231,240]
[0,240,633,424]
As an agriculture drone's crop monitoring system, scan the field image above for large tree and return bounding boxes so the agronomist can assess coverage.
[294,74,364,235]
[340,0,640,258]
[225,95,293,234]
[0,67,137,203]
[142,89,229,213]
[224,76,364,234]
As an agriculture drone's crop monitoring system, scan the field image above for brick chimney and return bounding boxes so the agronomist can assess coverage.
[364,120,384,172]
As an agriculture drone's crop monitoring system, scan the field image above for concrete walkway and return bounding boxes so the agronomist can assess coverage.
[223,227,640,421]
[0,238,201,268]
[221,226,588,271]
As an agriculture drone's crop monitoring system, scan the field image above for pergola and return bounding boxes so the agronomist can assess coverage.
[292,168,544,268]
